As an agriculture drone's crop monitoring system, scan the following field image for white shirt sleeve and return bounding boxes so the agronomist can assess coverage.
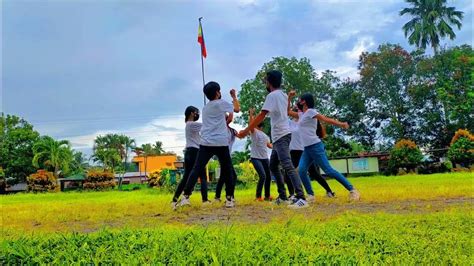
[262,93,274,113]
[308,109,319,119]
[220,100,234,113]
[189,121,202,131]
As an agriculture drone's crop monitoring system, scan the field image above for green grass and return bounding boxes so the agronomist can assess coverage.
[1,172,473,264]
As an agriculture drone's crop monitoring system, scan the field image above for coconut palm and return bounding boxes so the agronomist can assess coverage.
[32,136,73,178]
[400,0,464,53]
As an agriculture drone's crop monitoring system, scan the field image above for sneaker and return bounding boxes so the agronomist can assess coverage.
[274,197,291,205]
[288,198,309,209]
[306,194,315,202]
[214,197,222,203]
[326,191,336,198]
[256,197,264,202]
[264,196,273,201]
[177,196,191,207]
[225,197,235,208]
[288,195,296,202]
[349,189,360,201]
[171,201,179,210]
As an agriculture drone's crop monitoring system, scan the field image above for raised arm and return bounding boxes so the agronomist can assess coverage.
[230,89,240,113]
[248,108,255,134]
[287,90,299,119]
[237,110,268,138]
[315,114,349,129]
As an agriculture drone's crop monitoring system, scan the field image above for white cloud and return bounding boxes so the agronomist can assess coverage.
[344,36,375,60]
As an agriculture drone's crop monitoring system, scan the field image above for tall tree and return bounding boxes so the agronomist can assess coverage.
[400,0,464,54]
[359,44,421,146]
[0,114,40,182]
[32,136,73,178]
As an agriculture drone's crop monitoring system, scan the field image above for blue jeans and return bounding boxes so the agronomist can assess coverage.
[299,142,353,191]
[251,158,271,198]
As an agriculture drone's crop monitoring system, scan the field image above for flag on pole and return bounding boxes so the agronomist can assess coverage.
[198,22,207,58]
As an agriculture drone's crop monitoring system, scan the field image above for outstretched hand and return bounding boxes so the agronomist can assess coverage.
[341,122,350,130]
[237,129,248,139]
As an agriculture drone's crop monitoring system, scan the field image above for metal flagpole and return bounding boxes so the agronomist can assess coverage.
[199,17,206,106]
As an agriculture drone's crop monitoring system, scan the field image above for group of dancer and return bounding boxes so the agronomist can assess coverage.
[172,70,360,210]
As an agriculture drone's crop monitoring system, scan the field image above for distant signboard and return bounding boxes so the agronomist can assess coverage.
[352,158,369,171]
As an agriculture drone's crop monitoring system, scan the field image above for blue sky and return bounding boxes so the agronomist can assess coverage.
[1,0,472,156]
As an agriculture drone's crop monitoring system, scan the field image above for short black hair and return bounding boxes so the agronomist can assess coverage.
[203,81,220,100]
[300,93,315,108]
[184,106,199,121]
[266,70,282,88]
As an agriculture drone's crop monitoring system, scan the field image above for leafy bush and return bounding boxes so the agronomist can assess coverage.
[448,129,474,167]
[0,167,5,193]
[389,139,423,174]
[148,168,175,191]
[84,168,116,190]
[235,161,258,185]
[27,170,58,192]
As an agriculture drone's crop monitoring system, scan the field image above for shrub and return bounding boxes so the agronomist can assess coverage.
[448,129,474,167]
[27,170,58,192]
[0,167,5,193]
[148,168,175,191]
[236,161,258,185]
[84,168,116,190]
[389,139,423,174]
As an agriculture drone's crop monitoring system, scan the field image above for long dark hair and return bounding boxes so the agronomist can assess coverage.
[316,121,326,139]
[184,106,199,122]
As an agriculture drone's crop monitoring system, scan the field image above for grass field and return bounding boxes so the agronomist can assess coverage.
[1,172,473,264]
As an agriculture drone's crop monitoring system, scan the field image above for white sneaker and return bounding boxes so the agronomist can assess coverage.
[171,201,179,210]
[288,195,296,202]
[288,198,309,209]
[214,198,222,203]
[326,191,336,198]
[177,196,191,207]
[306,194,315,202]
[225,197,235,208]
[349,189,360,201]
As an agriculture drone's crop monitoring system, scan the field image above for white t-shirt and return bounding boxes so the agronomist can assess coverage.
[250,129,270,159]
[185,121,202,149]
[299,108,321,147]
[262,89,291,142]
[289,117,304,151]
[200,99,234,146]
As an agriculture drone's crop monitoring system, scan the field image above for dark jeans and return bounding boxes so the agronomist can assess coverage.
[270,134,305,200]
[251,158,271,198]
[215,165,237,199]
[173,147,208,202]
[184,145,234,198]
[290,150,333,195]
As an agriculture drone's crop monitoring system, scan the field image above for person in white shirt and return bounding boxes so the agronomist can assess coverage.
[176,82,240,208]
[172,106,209,209]
[287,91,335,201]
[248,108,273,201]
[238,70,308,209]
[294,93,360,201]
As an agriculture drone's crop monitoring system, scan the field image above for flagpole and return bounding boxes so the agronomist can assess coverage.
[199,17,206,106]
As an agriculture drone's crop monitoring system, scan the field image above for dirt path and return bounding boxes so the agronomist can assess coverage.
[165,197,472,226]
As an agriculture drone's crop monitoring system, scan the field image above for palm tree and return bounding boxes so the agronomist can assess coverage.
[32,136,73,178]
[400,0,464,54]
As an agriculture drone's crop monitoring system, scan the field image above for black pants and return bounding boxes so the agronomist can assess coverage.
[251,158,271,198]
[173,147,208,202]
[184,145,234,198]
[270,134,305,200]
[288,150,333,194]
[215,164,237,199]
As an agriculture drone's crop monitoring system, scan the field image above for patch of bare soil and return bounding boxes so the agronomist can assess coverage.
[166,197,472,226]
